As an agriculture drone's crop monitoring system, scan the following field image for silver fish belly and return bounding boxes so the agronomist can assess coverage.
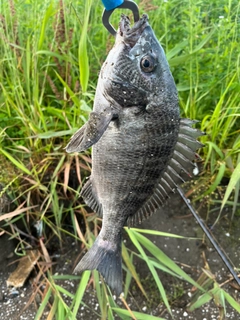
[66,14,203,296]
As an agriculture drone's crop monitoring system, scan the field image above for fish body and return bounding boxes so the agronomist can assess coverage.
[66,14,203,296]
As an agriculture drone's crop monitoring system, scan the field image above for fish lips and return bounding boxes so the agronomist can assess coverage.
[118,14,150,48]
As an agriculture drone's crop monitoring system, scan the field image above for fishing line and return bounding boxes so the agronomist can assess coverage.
[177,186,240,287]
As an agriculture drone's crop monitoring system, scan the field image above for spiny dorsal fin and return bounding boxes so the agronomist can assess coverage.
[128,118,204,226]
[81,178,103,216]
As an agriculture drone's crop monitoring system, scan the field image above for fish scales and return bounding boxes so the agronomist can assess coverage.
[93,112,177,214]
[66,14,203,296]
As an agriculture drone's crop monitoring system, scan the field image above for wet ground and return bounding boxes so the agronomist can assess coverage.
[0,192,239,319]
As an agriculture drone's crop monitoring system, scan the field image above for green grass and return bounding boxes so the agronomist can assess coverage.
[0,0,240,319]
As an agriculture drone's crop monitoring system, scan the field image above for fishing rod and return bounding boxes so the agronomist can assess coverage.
[177,186,240,287]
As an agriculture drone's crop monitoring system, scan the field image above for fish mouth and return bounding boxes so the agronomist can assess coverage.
[118,14,149,47]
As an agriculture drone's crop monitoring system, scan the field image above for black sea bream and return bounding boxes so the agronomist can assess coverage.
[66,14,203,296]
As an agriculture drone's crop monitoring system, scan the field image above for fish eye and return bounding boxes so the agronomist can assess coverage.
[140,54,156,73]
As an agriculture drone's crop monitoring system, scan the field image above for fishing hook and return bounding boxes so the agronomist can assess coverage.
[102,0,140,36]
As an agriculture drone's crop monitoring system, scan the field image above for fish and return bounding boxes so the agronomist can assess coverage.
[66,14,203,296]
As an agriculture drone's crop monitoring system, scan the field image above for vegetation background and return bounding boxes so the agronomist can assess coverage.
[0,0,239,319]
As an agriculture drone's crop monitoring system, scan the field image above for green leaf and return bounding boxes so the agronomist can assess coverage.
[78,0,93,92]
[166,40,188,60]
[54,284,75,299]
[221,162,240,211]
[0,148,31,175]
[128,227,187,238]
[38,3,55,50]
[37,129,75,139]
[34,287,52,320]
[55,71,81,107]
[169,28,215,66]
[122,242,147,298]
[223,290,240,313]
[191,28,216,53]
[188,291,213,311]
[129,230,204,292]
[112,308,166,320]
[72,270,91,317]
[202,162,226,197]
[127,229,172,315]
[36,50,73,63]
[188,286,220,311]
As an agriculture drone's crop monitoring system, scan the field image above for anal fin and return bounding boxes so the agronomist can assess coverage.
[81,178,103,216]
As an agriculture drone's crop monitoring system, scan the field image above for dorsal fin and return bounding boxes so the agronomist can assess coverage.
[128,118,204,226]
[81,178,103,216]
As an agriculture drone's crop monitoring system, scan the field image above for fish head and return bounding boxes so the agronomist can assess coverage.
[100,14,178,109]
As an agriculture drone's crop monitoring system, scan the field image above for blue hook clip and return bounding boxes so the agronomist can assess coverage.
[102,0,140,36]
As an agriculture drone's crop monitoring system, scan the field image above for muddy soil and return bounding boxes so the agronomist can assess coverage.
[0,192,239,320]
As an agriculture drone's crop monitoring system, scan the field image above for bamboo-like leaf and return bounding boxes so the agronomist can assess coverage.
[223,290,240,313]
[127,229,172,315]
[38,3,55,50]
[72,270,91,317]
[0,205,37,222]
[128,229,204,291]
[188,286,220,311]
[112,308,166,320]
[108,307,115,320]
[36,50,73,62]
[55,71,80,107]
[46,297,58,320]
[213,285,226,314]
[188,292,213,311]
[122,242,147,298]
[54,284,75,299]
[221,162,240,211]
[166,40,188,60]
[127,227,189,238]
[64,160,71,194]
[34,287,52,320]
[0,148,31,175]
[191,28,216,53]
[57,299,66,320]
[203,162,226,196]
[169,28,215,66]
[52,275,80,281]
[93,270,104,315]
[78,0,93,92]
[37,129,75,139]
[169,53,194,67]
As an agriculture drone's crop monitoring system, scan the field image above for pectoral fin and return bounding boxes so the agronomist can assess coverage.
[65,109,117,153]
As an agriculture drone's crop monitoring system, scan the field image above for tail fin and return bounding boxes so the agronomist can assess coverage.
[74,235,123,296]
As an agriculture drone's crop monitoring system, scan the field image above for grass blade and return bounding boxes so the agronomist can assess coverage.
[221,162,240,211]
[127,229,172,315]
[112,308,166,320]
[223,290,240,313]
[0,148,31,175]
[129,229,204,292]
[122,241,147,298]
[78,0,93,92]
[34,286,52,320]
[71,270,91,317]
